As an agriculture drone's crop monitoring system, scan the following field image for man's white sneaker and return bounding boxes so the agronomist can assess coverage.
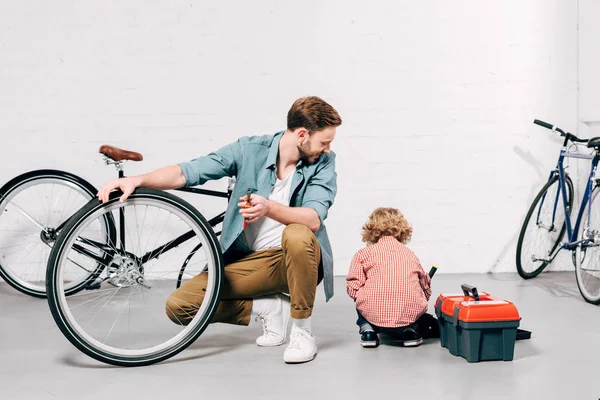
[283,326,317,364]
[255,294,291,347]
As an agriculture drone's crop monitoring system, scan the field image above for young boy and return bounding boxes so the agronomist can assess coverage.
[346,207,432,348]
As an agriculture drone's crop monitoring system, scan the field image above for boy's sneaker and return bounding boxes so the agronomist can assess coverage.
[398,326,423,347]
[360,330,379,348]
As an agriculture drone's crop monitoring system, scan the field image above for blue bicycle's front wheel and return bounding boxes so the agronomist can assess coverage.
[516,174,574,279]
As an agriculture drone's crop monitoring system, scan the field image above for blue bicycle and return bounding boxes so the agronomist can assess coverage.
[516,119,600,304]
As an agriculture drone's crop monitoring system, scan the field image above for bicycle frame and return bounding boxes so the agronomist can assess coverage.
[64,159,233,289]
[538,146,600,262]
[50,169,230,230]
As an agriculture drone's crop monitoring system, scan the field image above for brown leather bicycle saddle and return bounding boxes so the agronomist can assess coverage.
[99,145,144,162]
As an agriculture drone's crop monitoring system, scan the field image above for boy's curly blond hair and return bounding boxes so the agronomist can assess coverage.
[361,207,413,245]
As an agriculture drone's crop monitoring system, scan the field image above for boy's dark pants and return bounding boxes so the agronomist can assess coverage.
[356,309,440,339]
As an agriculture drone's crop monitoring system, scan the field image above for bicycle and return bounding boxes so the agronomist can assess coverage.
[1,145,232,366]
[516,119,600,305]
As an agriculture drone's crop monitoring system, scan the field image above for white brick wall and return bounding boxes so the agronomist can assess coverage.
[0,1,585,276]
[579,0,600,136]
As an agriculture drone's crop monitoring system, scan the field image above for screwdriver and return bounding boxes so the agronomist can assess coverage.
[429,264,439,279]
[243,187,252,229]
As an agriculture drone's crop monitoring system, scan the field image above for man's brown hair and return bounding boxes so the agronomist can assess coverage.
[287,96,342,132]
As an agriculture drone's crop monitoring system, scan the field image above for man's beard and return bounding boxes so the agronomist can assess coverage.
[298,144,320,164]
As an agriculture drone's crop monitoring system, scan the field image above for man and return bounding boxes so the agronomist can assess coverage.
[97,96,342,364]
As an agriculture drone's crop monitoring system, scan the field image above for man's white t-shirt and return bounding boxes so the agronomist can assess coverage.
[244,171,294,251]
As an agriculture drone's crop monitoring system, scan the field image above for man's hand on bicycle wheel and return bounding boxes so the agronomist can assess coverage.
[97,178,138,203]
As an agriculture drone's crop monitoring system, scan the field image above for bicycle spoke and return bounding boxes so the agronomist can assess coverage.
[6,200,47,231]
[517,176,570,278]
[103,286,139,344]
[576,188,600,303]
[0,175,100,295]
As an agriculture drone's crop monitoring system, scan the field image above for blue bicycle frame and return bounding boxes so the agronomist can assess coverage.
[540,147,600,260]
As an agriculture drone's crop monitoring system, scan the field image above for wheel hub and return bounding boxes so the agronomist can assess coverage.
[40,227,58,245]
[583,228,600,245]
[107,255,146,288]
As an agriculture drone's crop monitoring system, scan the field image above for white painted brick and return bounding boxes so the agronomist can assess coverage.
[0,0,590,281]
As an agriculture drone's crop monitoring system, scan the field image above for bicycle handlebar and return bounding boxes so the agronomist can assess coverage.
[533,119,588,143]
[533,119,555,130]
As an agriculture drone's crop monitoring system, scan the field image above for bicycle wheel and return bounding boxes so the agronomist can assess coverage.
[575,187,600,304]
[0,169,115,297]
[46,188,223,367]
[516,174,574,279]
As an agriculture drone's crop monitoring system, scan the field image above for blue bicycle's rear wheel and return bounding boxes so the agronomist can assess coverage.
[575,187,600,304]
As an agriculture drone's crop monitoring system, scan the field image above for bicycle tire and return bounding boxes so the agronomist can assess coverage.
[516,174,573,279]
[46,188,223,367]
[0,169,115,298]
[575,186,600,304]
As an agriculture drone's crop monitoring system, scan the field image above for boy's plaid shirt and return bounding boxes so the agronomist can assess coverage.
[346,236,431,328]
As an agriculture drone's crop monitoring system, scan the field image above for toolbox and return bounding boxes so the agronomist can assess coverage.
[434,284,523,362]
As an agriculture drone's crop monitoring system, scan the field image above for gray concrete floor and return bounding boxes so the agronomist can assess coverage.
[1,272,598,400]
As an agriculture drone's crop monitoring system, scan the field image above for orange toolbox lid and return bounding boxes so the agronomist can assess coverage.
[436,284,521,323]
[453,299,521,323]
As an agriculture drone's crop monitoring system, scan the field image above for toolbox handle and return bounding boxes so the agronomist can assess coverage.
[461,284,480,301]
